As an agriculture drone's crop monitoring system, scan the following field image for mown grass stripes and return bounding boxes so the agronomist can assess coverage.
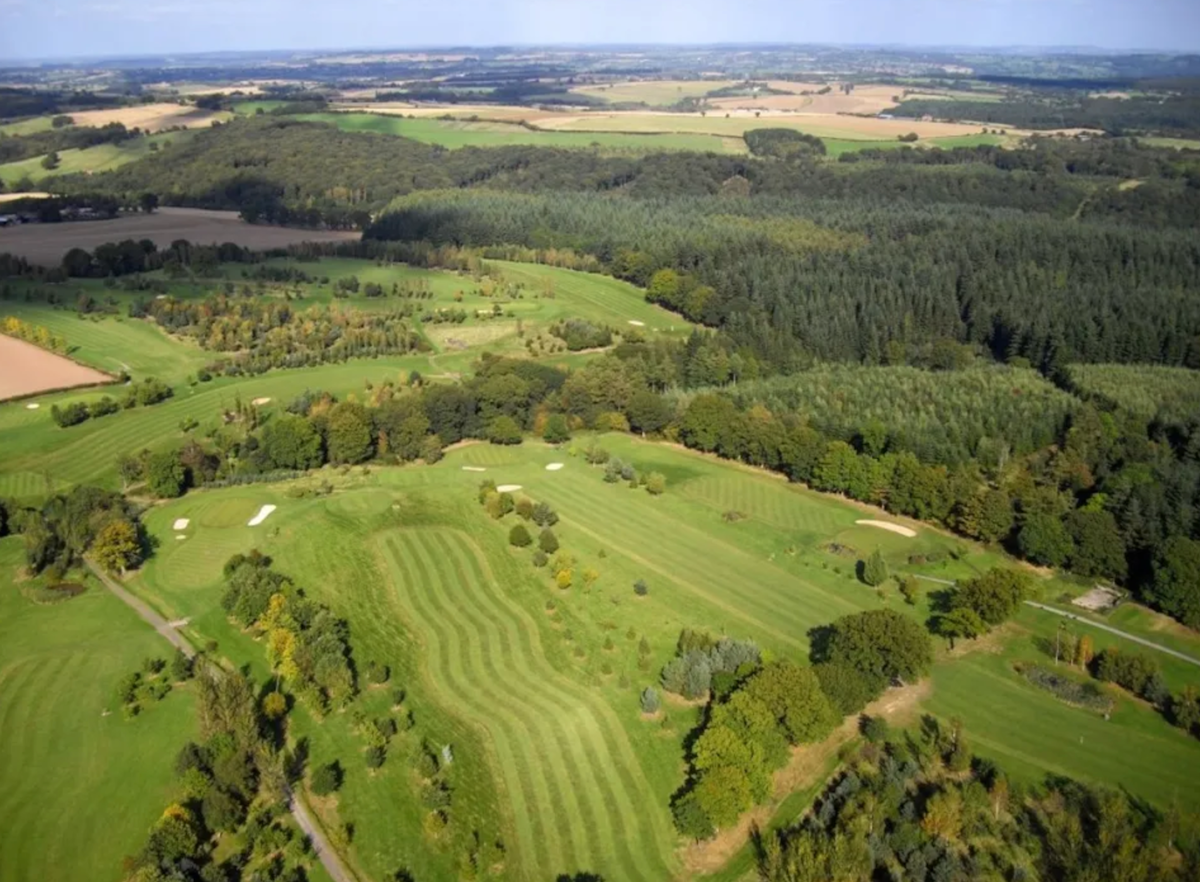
[381,528,677,881]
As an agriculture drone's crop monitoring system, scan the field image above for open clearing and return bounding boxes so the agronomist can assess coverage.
[304,111,738,153]
[0,207,359,266]
[0,539,196,882]
[0,131,199,187]
[0,334,113,400]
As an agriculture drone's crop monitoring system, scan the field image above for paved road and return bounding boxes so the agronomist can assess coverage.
[1024,601,1200,668]
[86,559,357,882]
[913,572,1200,667]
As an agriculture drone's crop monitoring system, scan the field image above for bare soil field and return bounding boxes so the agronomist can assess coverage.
[57,103,231,132]
[0,334,113,400]
[0,207,359,266]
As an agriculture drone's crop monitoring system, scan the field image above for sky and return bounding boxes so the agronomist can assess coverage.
[1,0,1198,61]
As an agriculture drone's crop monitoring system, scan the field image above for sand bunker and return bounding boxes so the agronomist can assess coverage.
[546,463,564,471]
[172,518,190,530]
[247,504,277,527]
[25,403,40,409]
[252,397,272,406]
[496,484,522,493]
[627,320,645,327]
[856,519,917,538]
[175,535,187,541]
[462,466,487,472]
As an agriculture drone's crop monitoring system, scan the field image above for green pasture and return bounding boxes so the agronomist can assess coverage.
[0,131,195,186]
[230,100,289,115]
[569,80,740,106]
[0,538,196,882]
[0,116,58,136]
[296,111,739,153]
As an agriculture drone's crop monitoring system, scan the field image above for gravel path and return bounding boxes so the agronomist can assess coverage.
[86,559,357,881]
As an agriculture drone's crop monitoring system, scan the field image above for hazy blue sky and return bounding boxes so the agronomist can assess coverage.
[1,0,1198,60]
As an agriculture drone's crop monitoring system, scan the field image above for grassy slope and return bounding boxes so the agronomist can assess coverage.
[0,131,197,186]
[0,257,689,498]
[0,539,196,882]
[115,435,1200,881]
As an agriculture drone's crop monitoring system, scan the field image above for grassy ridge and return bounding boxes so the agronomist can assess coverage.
[0,131,197,185]
[0,538,196,882]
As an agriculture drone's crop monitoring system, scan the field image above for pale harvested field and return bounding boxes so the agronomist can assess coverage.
[0,334,112,400]
[539,110,996,140]
[0,192,51,203]
[56,103,231,132]
[709,84,901,115]
[570,79,738,105]
[0,207,359,267]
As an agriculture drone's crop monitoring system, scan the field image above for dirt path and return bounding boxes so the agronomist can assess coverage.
[85,559,358,882]
[680,680,929,874]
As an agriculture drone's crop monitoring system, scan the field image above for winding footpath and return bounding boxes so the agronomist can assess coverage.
[914,573,1200,667]
[85,560,357,882]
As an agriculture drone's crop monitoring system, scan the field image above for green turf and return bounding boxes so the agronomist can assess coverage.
[294,111,739,153]
[0,131,196,185]
[0,538,196,882]
[0,116,57,136]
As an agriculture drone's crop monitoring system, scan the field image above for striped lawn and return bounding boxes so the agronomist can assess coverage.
[379,528,678,881]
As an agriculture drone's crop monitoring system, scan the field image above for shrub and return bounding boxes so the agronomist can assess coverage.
[634,579,649,596]
[509,524,532,547]
[538,528,559,554]
[310,761,342,796]
[861,549,889,586]
[641,687,661,714]
[365,746,386,769]
[516,498,534,520]
[366,661,390,684]
[645,472,666,495]
[1021,664,1110,711]
[532,549,548,567]
[532,502,559,527]
[556,569,573,590]
[861,715,890,743]
[486,415,522,445]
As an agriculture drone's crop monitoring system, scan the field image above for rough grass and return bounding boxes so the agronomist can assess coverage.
[0,538,196,882]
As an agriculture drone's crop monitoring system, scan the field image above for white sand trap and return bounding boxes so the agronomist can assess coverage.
[155,294,168,300]
[496,484,522,493]
[546,463,564,471]
[247,504,277,527]
[172,518,190,530]
[462,466,487,472]
[627,320,645,327]
[25,403,40,409]
[856,519,917,538]
[252,397,272,406]
[175,535,187,541]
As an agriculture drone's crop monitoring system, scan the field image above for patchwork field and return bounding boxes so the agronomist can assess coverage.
[23,103,231,132]
[569,80,740,105]
[0,539,197,882]
[0,207,359,266]
[0,334,114,400]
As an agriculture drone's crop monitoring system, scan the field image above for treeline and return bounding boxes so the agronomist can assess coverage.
[1,485,146,578]
[138,294,426,377]
[368,189,1200,367]
[51,377,170,428]
[221,551,356,711]
[759,721,1200,882]
[893,92,1200,138]
[43,115,1200,233]
[0,86,123,120]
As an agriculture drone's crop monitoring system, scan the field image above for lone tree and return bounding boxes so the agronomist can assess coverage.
[952,568,1033,626]
[937,607,987,649]
[861,549,889,587]
[645,472,666,496]
[538,528,559,554]
[91,518,142,574]
[509,524,532,548]
[815,609,933,692]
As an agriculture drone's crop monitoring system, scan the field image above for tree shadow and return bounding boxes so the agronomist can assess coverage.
[806,624,835,665]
